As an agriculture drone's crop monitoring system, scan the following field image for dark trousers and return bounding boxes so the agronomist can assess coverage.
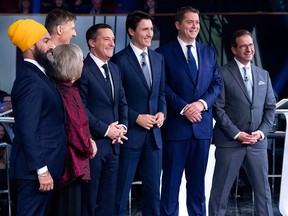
[81,149,119,216]
[16,179,53,216]
[115,132,162,216]
[49,180,81,216]
[161,138,210,216]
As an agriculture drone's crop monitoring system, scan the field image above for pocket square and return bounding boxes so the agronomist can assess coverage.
[258,80,266,85]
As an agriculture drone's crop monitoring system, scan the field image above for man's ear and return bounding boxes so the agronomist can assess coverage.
[175,21,180,30]
[88,39,95,48]
[56,25,62,35]
[28,44,36,52]
[231,47,236,55]
[128,28,134,38]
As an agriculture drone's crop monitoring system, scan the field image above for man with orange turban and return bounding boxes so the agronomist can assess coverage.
[7,19,67,216]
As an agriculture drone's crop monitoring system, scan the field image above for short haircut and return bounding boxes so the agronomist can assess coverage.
[86,23,112,49]
[126,10,154,38]
[175,6,199,23]
[231,29,253,48]
[45,8,76,35]
[51,43,83,82]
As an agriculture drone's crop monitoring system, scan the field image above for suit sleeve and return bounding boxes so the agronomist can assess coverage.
[155,47,186,113]
[114,64,128,128]
[157,55,167,116]
[78,68,109,137]
[13,75,47,171]
[257,71,276,136]
[213,71,242,139]
[111,55,139,127]
[199,50,222,109]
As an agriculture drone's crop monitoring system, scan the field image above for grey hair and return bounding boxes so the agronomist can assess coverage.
[51,43,83,82]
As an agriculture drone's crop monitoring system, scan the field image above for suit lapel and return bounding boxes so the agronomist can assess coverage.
[107,63,115,103]
[173,41,196,84]
[251,64,259,102]
[25,62,66,121]
[229,60,252,102]
[126,46,151,91]
[195,42,205,85]
[147,50,158,91]
[85,55,114,103]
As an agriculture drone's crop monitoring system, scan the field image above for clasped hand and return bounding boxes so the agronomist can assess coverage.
[136,112,165,130]
[238,131,261,144]
[183,101,204,123]
[107,121,128,144]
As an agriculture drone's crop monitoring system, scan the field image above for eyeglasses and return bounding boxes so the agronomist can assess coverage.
[237,43,254,51]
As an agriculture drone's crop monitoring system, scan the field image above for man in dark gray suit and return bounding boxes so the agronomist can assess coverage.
[209,29,276,216]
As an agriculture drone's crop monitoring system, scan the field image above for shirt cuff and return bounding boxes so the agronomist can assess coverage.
[37,166,48,175]
[257,130,265,140]
[198,99,208,111]
[234,132,241,140]
[180,104,188,115]
[118,124,127,131]
[104,126,110,137]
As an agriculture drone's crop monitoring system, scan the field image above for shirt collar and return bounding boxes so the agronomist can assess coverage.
[177,36,197,50]
[130,42,148,57]
[234,58,251,70]
[24,58,45,74]
[89,53,108,68]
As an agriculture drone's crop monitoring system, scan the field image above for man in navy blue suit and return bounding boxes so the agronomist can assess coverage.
[7,19,67,216]
[156,6,222,216]
[78,23,128,216]
[111,10,166,216]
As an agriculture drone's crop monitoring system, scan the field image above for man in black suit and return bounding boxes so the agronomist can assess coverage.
[7,19,66,216]
[111,10,166,216]
[78,23,128,216]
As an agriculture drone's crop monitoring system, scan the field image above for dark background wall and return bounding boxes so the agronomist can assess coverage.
[1,0,288,99]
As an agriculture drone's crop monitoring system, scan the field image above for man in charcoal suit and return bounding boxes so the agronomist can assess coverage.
[209,29,276,216]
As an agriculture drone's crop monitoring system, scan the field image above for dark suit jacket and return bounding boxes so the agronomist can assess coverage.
[10,61,66,180]
[78,54,128,155]
[156,40,222,141]
[111,45,166,149]
[213,59,276,148]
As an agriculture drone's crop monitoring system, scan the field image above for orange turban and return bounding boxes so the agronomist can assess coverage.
[7,19,47,52]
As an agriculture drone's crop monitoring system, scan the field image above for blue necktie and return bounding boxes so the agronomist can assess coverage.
[186,45,197,82]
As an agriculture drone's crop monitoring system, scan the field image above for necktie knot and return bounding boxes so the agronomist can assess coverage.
[141,52,147,58]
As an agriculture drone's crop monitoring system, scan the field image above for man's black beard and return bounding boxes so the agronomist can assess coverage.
[34,45,55,79]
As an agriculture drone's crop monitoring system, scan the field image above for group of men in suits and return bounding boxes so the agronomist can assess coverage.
[7,5,275,216]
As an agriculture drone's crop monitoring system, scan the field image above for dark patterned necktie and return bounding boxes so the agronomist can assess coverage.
[102,64,113,99]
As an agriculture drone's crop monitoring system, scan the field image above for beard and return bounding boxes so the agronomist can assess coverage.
[34,45,56,79]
